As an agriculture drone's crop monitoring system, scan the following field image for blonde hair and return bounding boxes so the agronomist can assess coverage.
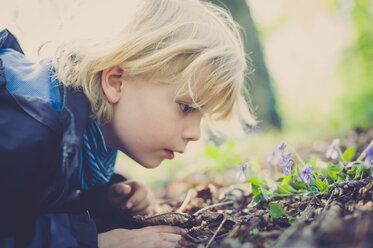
[52,0,256,127]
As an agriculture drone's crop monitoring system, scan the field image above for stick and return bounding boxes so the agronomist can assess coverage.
[206,217,226,248]
[192,201,234,217]
[177,188,195,213]
[321,190,334,215]
[357,140,373,161]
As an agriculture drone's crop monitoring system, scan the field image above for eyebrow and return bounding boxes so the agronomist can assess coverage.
[176,95,193,103]
[175,93,206,111]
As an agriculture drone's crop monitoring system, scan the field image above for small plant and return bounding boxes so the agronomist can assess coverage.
[236,139,373,208]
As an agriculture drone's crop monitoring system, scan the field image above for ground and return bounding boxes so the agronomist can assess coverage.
[132,128,373,248]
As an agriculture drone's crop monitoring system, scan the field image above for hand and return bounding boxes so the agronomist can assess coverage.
[108,180,153,216]
[98,226,185,248]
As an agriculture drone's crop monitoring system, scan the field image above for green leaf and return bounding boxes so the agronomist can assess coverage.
[353,165,363,180]
[281,183,296,193]
[322,179,330,193]
[274,183,297,195]
[262,190,270,201]
[269,202,286,219]
[250,194,264,206]
[275,177,284,183]
[305,185,319,196]
[288,216,296,225]
[313,179,328,192]
[250,228,260,235]
[343,146,356,162]
[327,163,343,180]
[251,183,261,196]
[291,180,306,190]
[347,166,357,175]
[274,176,291,183]
[248,176,264,186]
[282,176,292,184]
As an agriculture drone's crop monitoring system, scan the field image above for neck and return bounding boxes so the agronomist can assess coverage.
[99,123,115,149]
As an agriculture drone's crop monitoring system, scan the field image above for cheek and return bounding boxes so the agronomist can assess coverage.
[112,100,179,149]
[141,107,180,141]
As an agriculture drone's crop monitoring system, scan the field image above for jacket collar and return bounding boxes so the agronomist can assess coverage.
[0,29,24,54]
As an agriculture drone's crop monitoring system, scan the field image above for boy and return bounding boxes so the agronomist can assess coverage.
[0,0,255,247]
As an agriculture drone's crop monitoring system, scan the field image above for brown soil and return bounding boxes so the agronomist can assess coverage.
[133,128,373,248]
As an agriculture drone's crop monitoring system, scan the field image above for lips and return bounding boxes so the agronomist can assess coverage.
[164,149,174,159]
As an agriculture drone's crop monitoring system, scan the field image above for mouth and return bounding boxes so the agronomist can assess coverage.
[164,149,175,159]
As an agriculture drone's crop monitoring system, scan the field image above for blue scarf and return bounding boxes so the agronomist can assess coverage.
[75,120,118,191]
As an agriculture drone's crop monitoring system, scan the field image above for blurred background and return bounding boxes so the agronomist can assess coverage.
[1,0,372,195]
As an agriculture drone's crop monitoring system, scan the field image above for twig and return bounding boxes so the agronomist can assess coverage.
[357,140,373,161]
[300,198,315,221]
[177,188,195,213]
[224,187,245,202]
[205,217,226,248]
[321,191,334,215]
[192,201,234,217]
[272,192,305,197]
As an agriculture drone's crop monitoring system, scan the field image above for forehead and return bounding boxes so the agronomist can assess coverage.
[174,66,211,97]
[158,62,234,119]
[173,72,208,103]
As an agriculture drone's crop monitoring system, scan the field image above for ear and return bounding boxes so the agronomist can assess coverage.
[101,66,127,103]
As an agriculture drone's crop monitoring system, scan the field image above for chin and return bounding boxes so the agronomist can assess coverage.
[138,159,163,169]
[125,152,161,169]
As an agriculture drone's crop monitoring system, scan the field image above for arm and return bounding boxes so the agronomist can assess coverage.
[61,173,137,233]
[0,214,97,248]
[63,173,153,232]
[0,92,98,247]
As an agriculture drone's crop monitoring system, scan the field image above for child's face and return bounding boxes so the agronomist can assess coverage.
[103,76,203,168]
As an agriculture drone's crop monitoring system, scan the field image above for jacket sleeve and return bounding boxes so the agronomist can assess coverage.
[0,29,99,247]
[60,173,138,233]
[0,77,98,247]
[0,120,99,247]
[0,107,99,247]
[85,174,140,232]
[0,213,98,248]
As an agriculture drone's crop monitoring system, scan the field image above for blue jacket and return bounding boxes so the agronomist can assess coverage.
[0,29,126,247]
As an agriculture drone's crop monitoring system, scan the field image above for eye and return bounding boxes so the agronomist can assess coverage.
[179,103,194,113]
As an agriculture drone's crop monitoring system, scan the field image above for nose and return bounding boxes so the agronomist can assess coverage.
[182,113,202,142]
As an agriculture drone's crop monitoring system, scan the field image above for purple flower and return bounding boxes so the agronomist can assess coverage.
[268,143,294,176]
[325,139,340,160]
[363,146,373,168]
[297,165,313,185]
[267,142,287,166]
[278,142,286,150]
[281,159,294,176]
[279,152,292,167]
[236,162,250,182]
